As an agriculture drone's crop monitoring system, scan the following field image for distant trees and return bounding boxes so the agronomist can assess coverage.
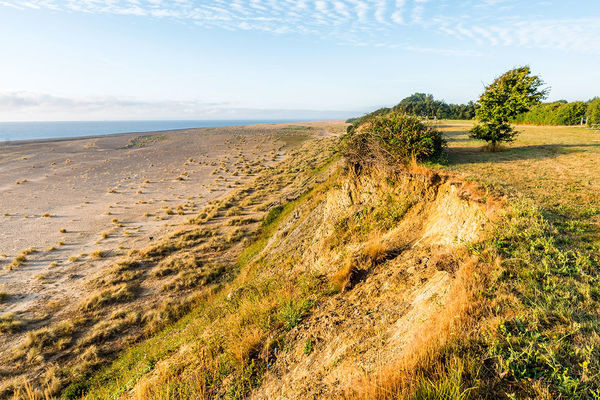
[587,98,600,126]
[346,93,476,132]
[392,93,477,120]
[470,66,547,150]
[513,100,589,126]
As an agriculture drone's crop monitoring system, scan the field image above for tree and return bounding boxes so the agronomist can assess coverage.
[470,66,548,150]
[587,98,600,126]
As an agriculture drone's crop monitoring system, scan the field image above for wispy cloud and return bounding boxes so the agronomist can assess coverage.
[0,91,356,121]
[435,16,600,54]
[1,0,599,54]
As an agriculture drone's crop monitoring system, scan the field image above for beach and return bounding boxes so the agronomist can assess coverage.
[0,121,344,373]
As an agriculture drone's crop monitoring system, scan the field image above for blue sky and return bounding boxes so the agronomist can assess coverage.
[0,0,599,121]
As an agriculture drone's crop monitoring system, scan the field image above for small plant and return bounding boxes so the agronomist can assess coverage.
[22,247,36,255]
[303,339,314,355]
[0,313,23,333]
[13,255,27,267]
[90,250,106,259]
[59,228,67,233]
[41,212,52,218]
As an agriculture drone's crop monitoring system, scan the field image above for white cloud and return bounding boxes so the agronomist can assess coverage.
[436,16,600,54]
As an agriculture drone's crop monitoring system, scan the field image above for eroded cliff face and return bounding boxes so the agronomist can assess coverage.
[250,168,495,399]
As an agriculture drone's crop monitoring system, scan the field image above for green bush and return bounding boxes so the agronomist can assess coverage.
[262,205,284,227]
[587,98,600,126]
[344,112,445,167]
[514,101,588,125]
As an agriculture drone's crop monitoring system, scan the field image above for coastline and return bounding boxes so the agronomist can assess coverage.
[0,119,345,344]
[0,119,323,144]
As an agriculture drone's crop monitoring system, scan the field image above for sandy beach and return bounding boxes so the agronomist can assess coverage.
[0,126,267,310]
[0,120,345,394]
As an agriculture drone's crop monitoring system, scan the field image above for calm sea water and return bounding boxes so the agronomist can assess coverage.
[0,120,303,142]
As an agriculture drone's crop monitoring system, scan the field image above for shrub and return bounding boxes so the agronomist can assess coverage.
[263,205,284,227]
[343,112,445,168]
[514,101,588,126]
[588,98,600,126]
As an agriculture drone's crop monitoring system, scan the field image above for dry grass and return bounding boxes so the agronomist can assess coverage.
[80,283,137,311]
[22,247,36,255]
[78,312,139,346]
[4,126,343,399]
[89,250,107,259]
[0,313,24,333]
[346,254,488,399]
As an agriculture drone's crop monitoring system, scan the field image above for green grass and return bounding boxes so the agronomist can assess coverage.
[422,122,600,398]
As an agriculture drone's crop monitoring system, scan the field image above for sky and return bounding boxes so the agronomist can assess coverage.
[0,0,599,121]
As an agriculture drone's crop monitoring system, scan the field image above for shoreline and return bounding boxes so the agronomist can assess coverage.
[0,119,335,145]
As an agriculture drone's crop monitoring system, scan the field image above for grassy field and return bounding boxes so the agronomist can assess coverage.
[425,122,600,398]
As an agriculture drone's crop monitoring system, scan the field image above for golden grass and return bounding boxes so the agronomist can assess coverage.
[90,249,107,259]
[80,282,137,311]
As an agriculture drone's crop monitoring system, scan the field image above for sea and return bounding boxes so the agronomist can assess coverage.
[0,120,305,143]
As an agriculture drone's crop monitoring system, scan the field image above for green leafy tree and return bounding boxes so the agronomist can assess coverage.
[471,66,548,150]
[587,98,600,126]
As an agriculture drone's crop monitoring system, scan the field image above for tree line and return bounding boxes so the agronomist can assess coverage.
[513,98,600,126]
[346,93,477,126]
[349,92,600,128]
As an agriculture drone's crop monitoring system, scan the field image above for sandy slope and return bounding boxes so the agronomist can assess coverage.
[0,123,328,324]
